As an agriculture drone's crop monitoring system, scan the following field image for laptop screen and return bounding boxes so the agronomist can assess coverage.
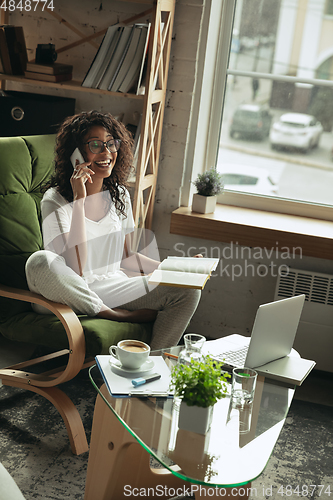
[245,295,305,368]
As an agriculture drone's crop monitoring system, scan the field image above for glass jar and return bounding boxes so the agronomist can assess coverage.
[178,333,206,366]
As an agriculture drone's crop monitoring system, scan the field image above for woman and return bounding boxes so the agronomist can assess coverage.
[26,111,201,350]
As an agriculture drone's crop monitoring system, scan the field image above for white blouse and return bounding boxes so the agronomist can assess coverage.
[41,187,135,284]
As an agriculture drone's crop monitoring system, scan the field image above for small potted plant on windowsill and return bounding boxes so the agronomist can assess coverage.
[170,355,230,435]
[192,168,224,214]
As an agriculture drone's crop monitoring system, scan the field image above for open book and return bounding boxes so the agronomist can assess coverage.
[148,256,219,289]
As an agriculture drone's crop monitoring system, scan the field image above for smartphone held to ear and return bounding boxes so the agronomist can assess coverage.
[70,148,85,169]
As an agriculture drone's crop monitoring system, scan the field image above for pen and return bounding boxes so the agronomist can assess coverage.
[164,352,179,360]
[132,373,161,387]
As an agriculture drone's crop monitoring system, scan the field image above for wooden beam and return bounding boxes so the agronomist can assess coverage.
[40,6,99,49]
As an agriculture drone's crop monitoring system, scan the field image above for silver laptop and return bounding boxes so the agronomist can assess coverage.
[212,295,306,369]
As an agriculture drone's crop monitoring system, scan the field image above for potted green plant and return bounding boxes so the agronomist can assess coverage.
[171,355,230,434]
[192,168,224,214]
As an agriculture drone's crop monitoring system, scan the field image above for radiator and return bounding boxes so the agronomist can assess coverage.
[274,268,333,372]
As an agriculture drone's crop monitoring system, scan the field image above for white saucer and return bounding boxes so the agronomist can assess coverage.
[109,357,155,377]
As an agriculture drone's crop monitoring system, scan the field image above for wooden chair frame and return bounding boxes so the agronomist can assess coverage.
[0,283,92,455]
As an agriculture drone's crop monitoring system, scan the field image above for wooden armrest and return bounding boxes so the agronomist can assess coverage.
[0,283,86,387]
[0,283,73,314]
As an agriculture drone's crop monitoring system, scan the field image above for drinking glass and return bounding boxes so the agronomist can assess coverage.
[231,367,257,406]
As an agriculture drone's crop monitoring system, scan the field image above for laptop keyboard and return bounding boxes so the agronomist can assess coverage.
[214,346,248,367]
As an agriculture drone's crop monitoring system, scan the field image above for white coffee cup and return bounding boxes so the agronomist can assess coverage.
[109,339,150,370]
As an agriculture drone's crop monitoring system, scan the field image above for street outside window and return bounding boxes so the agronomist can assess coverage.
[217,0,333,207]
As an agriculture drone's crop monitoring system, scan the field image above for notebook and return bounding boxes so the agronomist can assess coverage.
[203,295,315,385]
[95,355,173,397]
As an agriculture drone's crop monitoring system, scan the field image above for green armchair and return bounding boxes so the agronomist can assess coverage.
[0,134,153,454]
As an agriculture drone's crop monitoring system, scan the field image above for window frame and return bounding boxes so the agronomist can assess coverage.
[183,0,333,223]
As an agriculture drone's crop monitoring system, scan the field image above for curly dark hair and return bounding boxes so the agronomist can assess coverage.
[43,110,134,217]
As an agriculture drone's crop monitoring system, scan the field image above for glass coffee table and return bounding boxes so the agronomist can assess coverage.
[84,346,294,500]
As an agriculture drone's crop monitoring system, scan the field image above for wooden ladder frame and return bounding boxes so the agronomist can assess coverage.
[132,0,176,230]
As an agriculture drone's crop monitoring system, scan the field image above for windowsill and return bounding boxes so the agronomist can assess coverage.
[170,204,333,260]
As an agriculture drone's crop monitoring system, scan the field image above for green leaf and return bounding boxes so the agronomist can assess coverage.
[170,355,231,408]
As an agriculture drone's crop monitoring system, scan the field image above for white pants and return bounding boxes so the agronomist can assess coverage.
[25,250,201,350]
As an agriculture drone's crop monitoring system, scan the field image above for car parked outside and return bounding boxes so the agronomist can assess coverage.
[269,112,323,153]
[219,164,278,196]
[229,104,272,141]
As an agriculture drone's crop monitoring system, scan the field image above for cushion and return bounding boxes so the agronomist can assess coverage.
[0,312,152,357]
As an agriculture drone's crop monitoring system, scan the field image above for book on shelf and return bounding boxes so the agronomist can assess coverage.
[126,122,137,139]
[109,25,142,92]
[0,25,27,75]
[148,257,219,290]
[134,24,150,95]
[99,25,134,91]
[118,24,150,94]
[82,23,150,94]
[136,53,148,95]
[0,28,10,73]
[82,24,121,89]
[24,71,72,82]
[25,62,73,75]
[126,113,142,172]
[132,113,142,167]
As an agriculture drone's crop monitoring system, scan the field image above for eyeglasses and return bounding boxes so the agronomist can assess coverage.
[84,139,121,154]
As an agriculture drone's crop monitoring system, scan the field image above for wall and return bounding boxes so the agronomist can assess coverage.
[7,0,333,340]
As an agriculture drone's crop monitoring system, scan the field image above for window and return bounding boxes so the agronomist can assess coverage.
[202,0,333,220]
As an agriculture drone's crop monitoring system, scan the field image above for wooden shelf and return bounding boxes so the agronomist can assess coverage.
[0,74,145,99]
[119,0,155,3]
